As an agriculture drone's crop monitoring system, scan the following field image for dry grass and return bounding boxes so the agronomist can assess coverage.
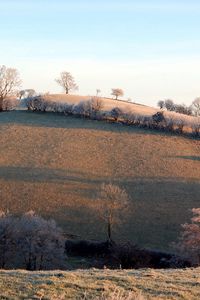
[0,268,199,299]
[42,94,157,116]
[0,111,200,250]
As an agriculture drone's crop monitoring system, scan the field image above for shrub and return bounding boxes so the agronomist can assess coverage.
[191,118,200,137]
[111,242,189,269]
[0,211,66,270]
[2,98,19,111]
[109,107,124,122]
[175,208,200,266]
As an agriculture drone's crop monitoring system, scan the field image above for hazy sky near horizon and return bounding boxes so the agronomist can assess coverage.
[1,0,200,106]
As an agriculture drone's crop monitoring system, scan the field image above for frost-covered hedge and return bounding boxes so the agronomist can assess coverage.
[21,96,200,137]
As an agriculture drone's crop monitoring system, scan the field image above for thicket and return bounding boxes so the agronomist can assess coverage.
[0,211,66,270]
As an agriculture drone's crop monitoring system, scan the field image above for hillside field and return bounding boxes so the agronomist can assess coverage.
[0,110,200,250]
[0,268,200,299]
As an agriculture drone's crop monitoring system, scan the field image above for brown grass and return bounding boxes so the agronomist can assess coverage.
[0,111,200,250]
[0,268,199,299]
[42,94,157,115]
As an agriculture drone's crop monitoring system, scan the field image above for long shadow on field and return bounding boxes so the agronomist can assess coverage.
[0,111,182,138]
[1,165,200,187]
[0,166,104,185]
[174,156,200,162]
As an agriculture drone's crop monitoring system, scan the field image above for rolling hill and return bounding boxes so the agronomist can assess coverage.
[0,106,200,250]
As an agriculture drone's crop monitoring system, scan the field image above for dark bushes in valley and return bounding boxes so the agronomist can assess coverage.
[65,239,191,269]
[65,240,112,257]
[111,243,191,269]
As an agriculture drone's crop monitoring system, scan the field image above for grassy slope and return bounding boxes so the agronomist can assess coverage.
[0,268,200,299]
[0,111,200,250]
[43,94,157,116]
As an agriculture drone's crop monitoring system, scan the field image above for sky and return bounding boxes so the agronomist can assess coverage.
[0,0,200,106]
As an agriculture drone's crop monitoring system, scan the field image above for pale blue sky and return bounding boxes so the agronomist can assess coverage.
[1,0,200,106]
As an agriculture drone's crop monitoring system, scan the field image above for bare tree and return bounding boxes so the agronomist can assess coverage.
[111,88,124,100]
[89,97,104,118]
[19,89,36,99]
[96,89,101,96]
[157,100,165,109]
[175,208,200,266]
[55,71,78,94]
[97,183,129,241]
[15,211,65,270]
[0,65,21,111]
[164,99,175,111]
[110,107,124,122]
[192,97,200,116]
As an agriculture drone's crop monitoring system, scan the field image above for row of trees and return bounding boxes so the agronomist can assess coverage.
[21,95,200,137]
[0,66,125,112]
[1,65,200,115]
[55,71,124,99]
[158,98,200,117]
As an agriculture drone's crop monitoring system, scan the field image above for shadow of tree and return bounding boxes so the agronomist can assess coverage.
[175,156,200,162]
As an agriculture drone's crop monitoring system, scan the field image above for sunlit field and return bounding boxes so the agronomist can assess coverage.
[0,110,199,250]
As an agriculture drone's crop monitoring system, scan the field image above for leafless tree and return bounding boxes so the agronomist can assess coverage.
[164,99,175,111]
[15,211,65,270]
[175,208,200,266]
[96,89,101,96]
[55,71,78,94]
[192,98,200,116]
[110,107,124,122]
[97,183,129,241]
[89,97,104,118]
[157,100,165,109]
[111,88,124,100]
[2,98,19,111]
[0,65,21,111]
[19,89,36,99]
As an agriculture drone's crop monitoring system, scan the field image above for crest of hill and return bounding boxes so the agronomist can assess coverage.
[41,94,199,126]
[43,93,157,115]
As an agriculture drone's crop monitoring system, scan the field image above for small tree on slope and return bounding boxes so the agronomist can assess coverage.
[97,183,129,242]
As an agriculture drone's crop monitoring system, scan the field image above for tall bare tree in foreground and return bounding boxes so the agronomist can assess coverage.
[111,88,124,100]
[0,65,21,111]
[97,183,129,241]
[175,208,200,266]
[55,71,78,94]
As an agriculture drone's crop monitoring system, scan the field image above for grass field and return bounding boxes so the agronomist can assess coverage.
[0,268,199,299]
[0,110,200,250]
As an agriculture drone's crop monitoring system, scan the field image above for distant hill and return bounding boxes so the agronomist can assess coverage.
[42,93,157,115]
[0,109,200,250]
